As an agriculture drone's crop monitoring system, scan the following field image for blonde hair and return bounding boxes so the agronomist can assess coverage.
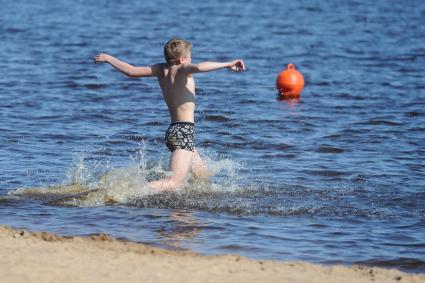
[164,38,192,65]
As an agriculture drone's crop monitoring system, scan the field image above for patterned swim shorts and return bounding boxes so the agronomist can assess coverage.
[164,121,195,152]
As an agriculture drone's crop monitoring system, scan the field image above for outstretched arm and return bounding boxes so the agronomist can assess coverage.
[94,53,160,78]
[182,59,246,74]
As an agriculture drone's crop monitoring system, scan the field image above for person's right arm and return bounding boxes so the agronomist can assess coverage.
[94,53,160,78]
[182,60,246,74]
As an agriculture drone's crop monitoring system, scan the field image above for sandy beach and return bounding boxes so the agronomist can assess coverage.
[0,225,423,283]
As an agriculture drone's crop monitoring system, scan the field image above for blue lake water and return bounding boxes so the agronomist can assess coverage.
[1,0,425,273]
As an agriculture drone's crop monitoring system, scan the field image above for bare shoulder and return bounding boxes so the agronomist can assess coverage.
[153,62,167,72]
[155,63,167,69]
[150,63,167,77]
[179,63,198,75]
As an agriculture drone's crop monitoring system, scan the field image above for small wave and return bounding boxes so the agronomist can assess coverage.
[358,119,402,126]
[302,169,348,177]
[4,27,26,33]
[355,258,425,274]
[310,80,331,86]
[65,81,79,89]
[203,115,231,122]
[405,111,423,118]
[7,181,402,218]
[315,146,345,154]
[84,83,108,90]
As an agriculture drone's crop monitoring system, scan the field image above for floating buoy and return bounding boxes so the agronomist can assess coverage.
[276,63,305,99]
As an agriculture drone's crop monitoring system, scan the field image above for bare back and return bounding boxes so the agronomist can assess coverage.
[156,63,195,123]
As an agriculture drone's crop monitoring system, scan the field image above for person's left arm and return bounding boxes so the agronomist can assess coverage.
[181,59,246,74]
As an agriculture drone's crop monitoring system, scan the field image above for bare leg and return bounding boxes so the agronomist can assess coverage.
[148,149,193,192]
[191,149,211,180]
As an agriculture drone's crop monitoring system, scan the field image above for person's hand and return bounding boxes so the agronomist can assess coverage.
[228,59,246,72]
[94,53,110,64]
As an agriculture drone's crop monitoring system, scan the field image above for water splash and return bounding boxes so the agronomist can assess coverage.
[8,144,247,208]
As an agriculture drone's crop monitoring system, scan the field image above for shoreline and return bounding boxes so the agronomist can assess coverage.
[1,225,423,283]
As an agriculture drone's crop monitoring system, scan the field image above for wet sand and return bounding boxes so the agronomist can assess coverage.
[0,225,423,283]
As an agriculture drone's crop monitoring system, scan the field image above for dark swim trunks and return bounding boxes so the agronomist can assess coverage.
[164,121,195,152]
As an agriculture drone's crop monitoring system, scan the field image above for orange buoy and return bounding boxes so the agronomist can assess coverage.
[276,63,305,99]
